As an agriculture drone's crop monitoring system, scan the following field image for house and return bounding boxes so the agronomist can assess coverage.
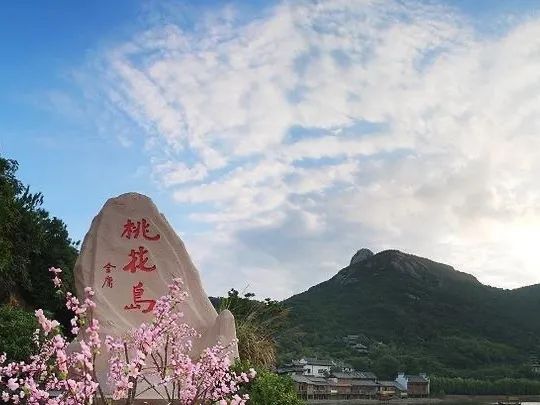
[297,358,335,376]
[351,379,379,398]
[343,335,369,354]
[291,371,379,400]
[291,375,329,400]
[395,373,430,397]
[290,375,353,401]
[330,371,377,384]
[331,371,378,398]
[276,362,305,375]
[529,355,540,374]
[378,381,407,398]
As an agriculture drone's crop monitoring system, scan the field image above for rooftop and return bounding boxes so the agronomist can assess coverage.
[331,371,377,380]
[403,375,429,383]
[300,358,335,366]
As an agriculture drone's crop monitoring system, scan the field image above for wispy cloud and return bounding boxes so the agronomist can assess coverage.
[85,0,540,299]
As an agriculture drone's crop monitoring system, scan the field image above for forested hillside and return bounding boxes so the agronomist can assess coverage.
[279,250,540,379]
[0,155,78,359]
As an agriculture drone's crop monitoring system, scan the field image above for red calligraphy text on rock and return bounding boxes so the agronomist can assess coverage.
[122,246,156,273]
[124,281,155,313]
[102,276,113,289]
[121,218,160,241]
[103,262,116,273]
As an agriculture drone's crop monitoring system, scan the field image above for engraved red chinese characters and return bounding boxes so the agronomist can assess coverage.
[124,281,155,313]
[102,276,113,288]
[121,218,160,241]
[103,262,116,273]
[122,246,156,273]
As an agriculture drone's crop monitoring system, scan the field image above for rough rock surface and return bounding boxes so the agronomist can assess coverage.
[71,192,237,397]
[350,248,374,265]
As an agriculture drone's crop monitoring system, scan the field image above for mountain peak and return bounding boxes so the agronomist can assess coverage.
[350,248,374,265]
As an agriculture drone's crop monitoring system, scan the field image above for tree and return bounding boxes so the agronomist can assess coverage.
[247,370,304,405]
[219,289,289,369]
[0,305,38,361]
[373,354,401,379]
[0,155,78,327]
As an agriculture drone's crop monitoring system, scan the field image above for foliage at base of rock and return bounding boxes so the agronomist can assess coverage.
[0,305,38,361]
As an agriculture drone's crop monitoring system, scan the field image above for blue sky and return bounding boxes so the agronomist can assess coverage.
[2,0,540,299]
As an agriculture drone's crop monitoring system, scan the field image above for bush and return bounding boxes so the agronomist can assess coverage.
[248,370,305,405]
[0,305,38,361]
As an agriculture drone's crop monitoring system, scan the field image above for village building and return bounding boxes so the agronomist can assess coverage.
[291,370,380,400]
[276,362,305,375]
[378,381,407,399]
[342,335,369,354]
[395,373,430,397]
[282,358,430,400]
[297,358,335,376]
[331,371,378,398]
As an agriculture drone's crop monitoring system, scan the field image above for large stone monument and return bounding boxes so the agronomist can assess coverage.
[72,192,237,397]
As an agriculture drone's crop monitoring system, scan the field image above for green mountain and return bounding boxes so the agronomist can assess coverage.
[279,249,540,379]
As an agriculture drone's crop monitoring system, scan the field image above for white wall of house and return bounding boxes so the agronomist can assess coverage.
[395,373,408,390]
[303,365,331,376]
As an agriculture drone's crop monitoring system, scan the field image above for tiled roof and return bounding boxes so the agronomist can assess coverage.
[351,380,379,387]
[379,381,406,391]
[331,371,377,380]
[302,358,335,366]
[291,375,313,384]
[406,375,429,383]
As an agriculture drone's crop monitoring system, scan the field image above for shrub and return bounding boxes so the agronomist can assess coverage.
[248,370,304,405]
[0,305,38,361]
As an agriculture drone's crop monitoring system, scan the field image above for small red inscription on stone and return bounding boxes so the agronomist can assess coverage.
[102,276,114,288]
[103,262,116,273]
[124,281,156,313]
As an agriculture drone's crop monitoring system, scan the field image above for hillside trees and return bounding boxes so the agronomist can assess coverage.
[0,156,78,353]
[218,288,290,369]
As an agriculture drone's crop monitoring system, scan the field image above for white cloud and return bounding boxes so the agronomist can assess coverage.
[88,0,540,299]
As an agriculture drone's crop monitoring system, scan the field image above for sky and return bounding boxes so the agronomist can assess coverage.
[2,0,540,300]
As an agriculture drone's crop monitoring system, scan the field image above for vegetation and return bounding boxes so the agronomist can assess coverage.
[278,249,540,379]
[0,155,78,358]
[0,305,38,361]
[218,289,289,369]
[431,376,540,395]
[247,370,305,405]
[5,152,540,394]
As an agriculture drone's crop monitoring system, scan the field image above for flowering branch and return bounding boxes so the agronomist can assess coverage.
[0,268,255,405]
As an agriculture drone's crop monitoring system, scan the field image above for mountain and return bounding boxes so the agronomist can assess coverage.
[279,249,540,379]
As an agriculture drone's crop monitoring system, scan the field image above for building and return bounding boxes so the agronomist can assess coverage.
[343,335,369,354]
[291,375,330,400]
[297,358,335,376]
[330,371,377,384]
[378,381,407,398]
[276,362,305,375]
[351,379,379,398]
[395,373,430,397]
[290,370,382,401]
[332,371,378,398]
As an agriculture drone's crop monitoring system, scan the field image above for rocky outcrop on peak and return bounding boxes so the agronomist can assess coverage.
[350,248,374,265]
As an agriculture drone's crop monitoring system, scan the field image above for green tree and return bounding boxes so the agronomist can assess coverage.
[248,370,304,405]
[373,354,401,379]
[219,289,289,368]
[0,155,78,326]
[0,305,39,360]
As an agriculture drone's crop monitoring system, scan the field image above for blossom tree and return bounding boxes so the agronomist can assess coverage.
[0,268,255,404]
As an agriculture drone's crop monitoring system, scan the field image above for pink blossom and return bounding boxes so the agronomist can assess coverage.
[0,269,253,404]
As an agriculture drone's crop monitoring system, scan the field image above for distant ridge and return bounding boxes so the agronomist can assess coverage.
[279,249,540,378]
